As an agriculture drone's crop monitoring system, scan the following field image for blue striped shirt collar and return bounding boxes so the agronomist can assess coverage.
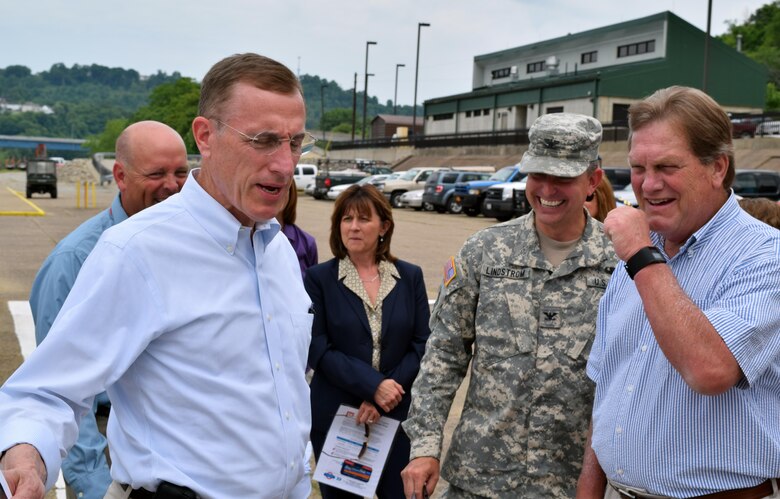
[650,193,738,259]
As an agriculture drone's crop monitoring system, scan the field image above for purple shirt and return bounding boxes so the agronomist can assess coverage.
[281,223,318,276]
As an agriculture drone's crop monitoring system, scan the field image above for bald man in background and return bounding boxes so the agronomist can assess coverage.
[28,120,189,499]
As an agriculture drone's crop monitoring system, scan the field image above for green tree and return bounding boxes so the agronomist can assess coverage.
[130,77,201,153]
[720,1,780,92]
[767,82,780,109]
[83,118,130,153]
[321,108,354,131]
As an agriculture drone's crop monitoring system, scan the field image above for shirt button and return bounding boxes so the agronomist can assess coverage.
[226,245,233,252]
[285,411,290,420]
[641,345,648,352]
[626,385,634,392]
[617,468,624,475]
[616,426,623,434]
[275,362,281,371]
[267,314,272,322]
[290,461,295,469]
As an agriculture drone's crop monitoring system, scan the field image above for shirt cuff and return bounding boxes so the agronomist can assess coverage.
[0,419,62,492]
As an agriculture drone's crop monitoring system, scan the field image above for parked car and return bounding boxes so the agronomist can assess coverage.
[423,170,492,214]
[602,167,631,190]
[312,169,367,199]
[613,187,639,207]
[755,121,780,136]
[731,116,763,139]
[398,189,432,211]
[49,156,66,168]
[294,163,318,191]
[325,174,396,200]
[481,179,528,221]
[452,165,524,217]
[379,167,448,208]
[732,169,780,201]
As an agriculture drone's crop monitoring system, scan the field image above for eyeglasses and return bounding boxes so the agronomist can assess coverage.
[214,119,316,156]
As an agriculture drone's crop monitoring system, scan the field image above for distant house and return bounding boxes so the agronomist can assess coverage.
[0,99,54,115]
[422,11,767,135]
[371,114,424,139]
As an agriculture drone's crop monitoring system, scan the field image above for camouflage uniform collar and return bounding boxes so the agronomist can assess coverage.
[507,211,612,273]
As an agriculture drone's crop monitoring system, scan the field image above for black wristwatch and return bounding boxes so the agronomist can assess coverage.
[625,246,666,280]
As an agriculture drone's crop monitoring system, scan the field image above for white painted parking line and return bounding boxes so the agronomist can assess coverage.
[8,301,36,359]
[8,301,67,499]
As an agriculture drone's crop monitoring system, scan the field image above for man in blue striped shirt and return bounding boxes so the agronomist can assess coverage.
[578,86,780,498]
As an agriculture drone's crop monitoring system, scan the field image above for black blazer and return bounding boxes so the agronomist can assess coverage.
[305,258,431,433]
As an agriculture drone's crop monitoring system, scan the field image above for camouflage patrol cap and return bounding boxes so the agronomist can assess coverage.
[519,113,602,177]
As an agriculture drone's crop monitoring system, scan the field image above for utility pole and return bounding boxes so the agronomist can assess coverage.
[362,41,377,140]
[394,63,406,114]
[351,73,357,142]
[413,22,431,143]
[320,83,327,141]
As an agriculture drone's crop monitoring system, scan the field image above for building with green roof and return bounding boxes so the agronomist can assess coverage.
[423,11,767,135]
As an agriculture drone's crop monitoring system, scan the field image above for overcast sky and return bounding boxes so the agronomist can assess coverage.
[3,0,769,106]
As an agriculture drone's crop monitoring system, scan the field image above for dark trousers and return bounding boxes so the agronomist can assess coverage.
[311,427,410,499]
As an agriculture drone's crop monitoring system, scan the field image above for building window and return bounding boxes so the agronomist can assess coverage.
[617,40,655,58]
[546,106,564,114]
[465,110,472,117]
[527,61,545,73]
[491,67,511,79]
[483,109,490,116]
[612,104,630,126]
[581,51,598,64]
[433,113,454,121]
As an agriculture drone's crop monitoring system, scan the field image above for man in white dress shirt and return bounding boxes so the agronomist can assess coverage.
[0,53,317,499]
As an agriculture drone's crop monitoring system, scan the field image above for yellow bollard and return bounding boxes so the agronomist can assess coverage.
[76,181,81,208]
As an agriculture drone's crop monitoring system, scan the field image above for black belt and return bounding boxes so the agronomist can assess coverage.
[121,482,198,499]
[612,479,775,499]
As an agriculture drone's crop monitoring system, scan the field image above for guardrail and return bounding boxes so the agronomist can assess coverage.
[329,123,631,150]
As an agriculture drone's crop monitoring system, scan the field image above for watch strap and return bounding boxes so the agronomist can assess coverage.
[625,246,666,280]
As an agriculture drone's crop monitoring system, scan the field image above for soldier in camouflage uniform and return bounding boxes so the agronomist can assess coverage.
[401,113,617,499]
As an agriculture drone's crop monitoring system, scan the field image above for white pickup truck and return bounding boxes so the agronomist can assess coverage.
[294,164,318,191]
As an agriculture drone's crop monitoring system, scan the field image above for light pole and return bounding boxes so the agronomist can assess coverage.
[362,41,377,140]
[413,22,430,142]
[351,72,357,141]
[394,63,405,114]
[320,83,327,140]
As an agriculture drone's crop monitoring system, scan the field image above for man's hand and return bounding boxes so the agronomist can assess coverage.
[1,443,47,499]
[401,457,439,499]
[374,379,404,412]
[603,207,653,261]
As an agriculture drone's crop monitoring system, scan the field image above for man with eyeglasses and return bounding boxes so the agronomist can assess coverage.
[0,53,315,499]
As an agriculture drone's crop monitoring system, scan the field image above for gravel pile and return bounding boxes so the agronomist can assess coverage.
[58,159,100,184]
